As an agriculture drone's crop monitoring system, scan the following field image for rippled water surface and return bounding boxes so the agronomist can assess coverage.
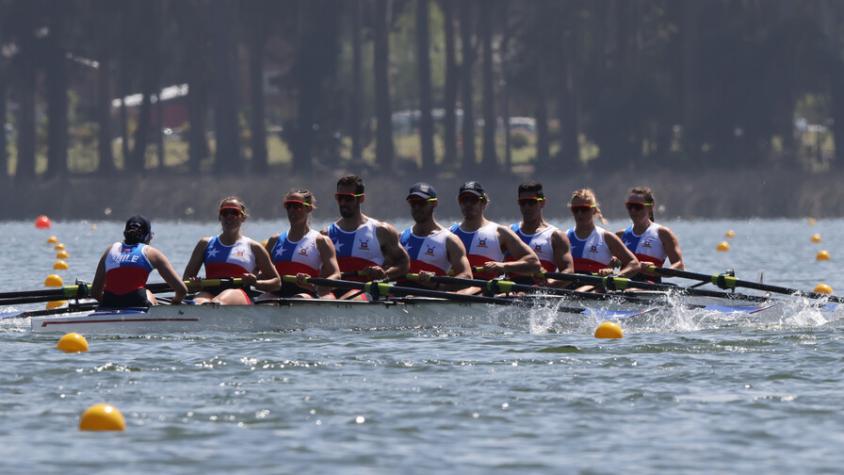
[2,218,844,474]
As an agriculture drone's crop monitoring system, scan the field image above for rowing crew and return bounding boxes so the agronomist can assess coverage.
[90,175,684,308]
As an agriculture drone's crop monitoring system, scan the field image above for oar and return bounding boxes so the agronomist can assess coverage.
[540,271,771,303]
[284,275,592,315]
[646,266,844,303]
[0,278,245,307]
[404,273,668,306]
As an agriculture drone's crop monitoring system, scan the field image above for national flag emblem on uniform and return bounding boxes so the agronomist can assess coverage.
[478,238,487,248]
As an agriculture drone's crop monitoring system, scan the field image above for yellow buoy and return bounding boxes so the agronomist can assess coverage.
[56,250,70,259]
[808,217,817,226]
[725,230,736,238]
[594,321,624,339]
[816,250,830,261]
[79,403,125,432]
[814,283,833,295]
[46,300,67,310]
[57,332,88,353]
[54,243,66,251]
[44,274,64,287]
[716,241,730,252]
[47,235,59,244]
[811,233,822,244]
[53,260,69,270]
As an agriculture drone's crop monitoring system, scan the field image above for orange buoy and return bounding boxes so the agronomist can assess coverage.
[816,250,830,261]
[35,215,52,229]
[725,230,736,238]
[56,250,70,259]
[814,283,833,295]
[46,300,67,310]
[47,235,59,244]
[53,260,69,270]
[54,243,65,251]
[44,274,64,287]
[811,233,822,244]
[716,241,730,252]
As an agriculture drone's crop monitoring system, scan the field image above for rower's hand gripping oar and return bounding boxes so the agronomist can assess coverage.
[646,266,844,303]
[283,275,591,314]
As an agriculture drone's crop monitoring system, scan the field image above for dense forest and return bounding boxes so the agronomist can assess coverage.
[1,0,843,182]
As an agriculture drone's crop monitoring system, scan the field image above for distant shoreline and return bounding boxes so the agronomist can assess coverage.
[2,168,841,221]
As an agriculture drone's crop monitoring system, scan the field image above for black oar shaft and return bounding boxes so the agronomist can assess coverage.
[296,276,588,314]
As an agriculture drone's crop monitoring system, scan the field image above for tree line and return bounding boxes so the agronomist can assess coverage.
[1,0,843,181]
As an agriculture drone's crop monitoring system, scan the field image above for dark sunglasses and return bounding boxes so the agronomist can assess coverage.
[335,192,364,202]
[569,205,594,214]
[407,198,436,207]
[459,195,484,204]
[518,198,544,206]
[284,202,308,210]
[219,209,243,217]
[625,202,646,211]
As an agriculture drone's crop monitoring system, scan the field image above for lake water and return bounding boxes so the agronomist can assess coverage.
[1,218,843,474]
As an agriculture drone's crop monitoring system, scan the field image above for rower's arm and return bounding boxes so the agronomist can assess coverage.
[604,231,640,277]
[550,229,575,275]
[658,226,685,270]
[317,235,340,280]
[498,227,541,274]
[90,249,109,301]
[182,238,210,279]
[377,223,410,280]
[265,235,279,255]
[146,247,188,303]
[446,234,472,279]
[251,241,282,292]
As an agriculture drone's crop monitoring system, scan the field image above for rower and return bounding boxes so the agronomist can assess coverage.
[91,215,187,308]
[183,197,280,304]
[449,181,540,285]
[264,190,340,299]
[616,186,684,282]
[399,182,471,289]
[566,188,639,287]
[326,175,409,298]
[509,181,574,286]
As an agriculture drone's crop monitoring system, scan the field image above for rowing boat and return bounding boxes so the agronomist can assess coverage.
[27,288,826,334]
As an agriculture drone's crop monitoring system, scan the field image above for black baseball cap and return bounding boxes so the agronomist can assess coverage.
[124,215,152,244]
[458,181,486,198]
[407,182,437,200]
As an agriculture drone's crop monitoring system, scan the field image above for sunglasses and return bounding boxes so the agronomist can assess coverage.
[459,195,485,204]
[625,202,650,211]
[284,201,311,210]
[219,209,243,217]
[335,192,364,202]
[569,205,595,214]
[518,197,544,206]
[407,197,437,207]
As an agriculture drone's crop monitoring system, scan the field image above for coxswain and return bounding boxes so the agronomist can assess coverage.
[183,197,280,304]
[325,175,409,298]
[616,186,684,282]
[264,190,340,298]
[91,215,187,308]
[509,181,574,286]
[449,181,540,286]
[399,182,471,289]
[566,189,639,285]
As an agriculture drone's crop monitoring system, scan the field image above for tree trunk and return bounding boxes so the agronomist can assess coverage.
[293,1,315,175]
[442,0,459,169]
[479,3,496,171]
[211,0,241,174]
[374,0,395,172]
[556,52,579,168]
[535,88,550,170]
[15,43,36,181]
[459,0,475,173]
[45,19,69,178]
[130,90,151,173]
[248,21,268,173]
[680,0,699,164]
[416,0,435,174]
[96,55,115,175]
[349,0,364,165]
[0,69,7,180]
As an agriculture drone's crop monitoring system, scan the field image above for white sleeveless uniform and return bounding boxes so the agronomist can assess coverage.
[328,219,385,277]
[621,223,667,266]
[204,236,256,278]
[450,222,504,279]
[400,228,451,275]
[511,223,557,272]
[271,229,323,277]
[566,226,613,273]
